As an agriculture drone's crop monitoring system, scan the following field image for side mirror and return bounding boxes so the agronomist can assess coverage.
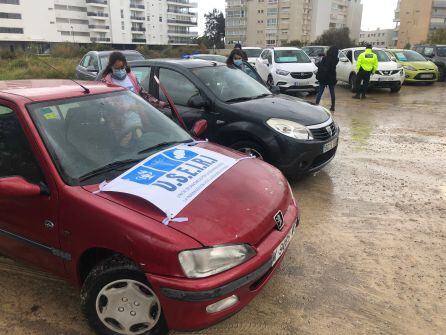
[0,177,44,198]
[191,119,208,138]
[188,95,208,109]
[390,56,397,62]
[86,65,98,73]
[270,85,281,95]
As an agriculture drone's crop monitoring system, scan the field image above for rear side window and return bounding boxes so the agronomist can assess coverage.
[81,55,91,67]
[158,68,200,106]
[0,105,44,184]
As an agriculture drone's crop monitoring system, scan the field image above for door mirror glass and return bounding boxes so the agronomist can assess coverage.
[188,94,208,108]
[191,119,208,138]
[270,85,281,95]
[0,176,42,198]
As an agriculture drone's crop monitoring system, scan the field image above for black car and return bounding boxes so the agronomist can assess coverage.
[75,50,144,81]
[110,59,339,178]
[414,45,446,81]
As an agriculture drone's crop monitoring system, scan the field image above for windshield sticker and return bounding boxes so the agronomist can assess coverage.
[99,144,238,221]
[395,52,407,61]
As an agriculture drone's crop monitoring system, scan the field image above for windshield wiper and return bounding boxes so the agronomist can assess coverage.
[225,96,255,103]
[78,159,141,182]
[137,139,193,155]
[253,93,272,99]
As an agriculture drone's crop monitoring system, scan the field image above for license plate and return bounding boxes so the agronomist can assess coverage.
[272,223,296,267]
[323,138,338,153]
[420,74,433,79]
[295,80,309,86]
[378,77,392,81]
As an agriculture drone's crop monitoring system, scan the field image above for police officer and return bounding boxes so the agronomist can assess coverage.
[353,44,378,99]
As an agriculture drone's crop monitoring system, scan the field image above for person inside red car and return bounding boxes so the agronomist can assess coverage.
[102,51,168,110]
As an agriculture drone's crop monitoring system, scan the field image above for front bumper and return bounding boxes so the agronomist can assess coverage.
[146,203,299,331]
[369,73,405,88]
[273,73,319,92]
[404,70,438,82]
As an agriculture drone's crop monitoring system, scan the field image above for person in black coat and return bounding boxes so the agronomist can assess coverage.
[315,46,339,112]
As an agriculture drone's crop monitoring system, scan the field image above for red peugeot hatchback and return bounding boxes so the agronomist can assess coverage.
[0,80,299,335]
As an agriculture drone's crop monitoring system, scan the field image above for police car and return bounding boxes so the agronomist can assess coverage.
[337,47,405,93]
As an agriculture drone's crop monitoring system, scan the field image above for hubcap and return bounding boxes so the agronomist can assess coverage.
[237,147,264,160]
[96,279,161,335]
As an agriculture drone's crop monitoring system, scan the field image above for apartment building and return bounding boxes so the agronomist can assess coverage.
[0,0,198,49]
[225,0,363,47]
[359,28,394,48]
[394,0,446,48]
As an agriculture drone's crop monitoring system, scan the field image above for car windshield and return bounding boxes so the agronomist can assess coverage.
[192,65,271,102]
[393,50,426,62]
[437,46,446,57]
[274,50,311,63]
[244,49,262,58]
[304,47,326,57]
[354,49,391,62]
[100,53,144,68]
[28,91,191,185]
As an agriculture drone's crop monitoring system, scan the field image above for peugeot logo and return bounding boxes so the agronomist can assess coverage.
[274,210,285,231]
[326,126,333,137]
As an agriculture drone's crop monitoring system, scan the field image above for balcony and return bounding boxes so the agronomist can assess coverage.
[90,37,110,42]
[167,0,198,8]
[86,0,107,5]
[167,19,197,26]
[167,30,198,37]
[167,8,195,15]
[130,3,145,10]
[432,0,446,8]
[130,15,145,21]
[88,24,109,30]
[87,12,109,18]
[131,27,146,32]
[132,38,147,43]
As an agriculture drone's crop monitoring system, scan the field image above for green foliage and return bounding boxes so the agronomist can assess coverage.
[426,28,446,44]
[404,42,412,50]
[204,9,225,49]
[313,28,355,49]
[136,45,207,59]
[282,40,304,47]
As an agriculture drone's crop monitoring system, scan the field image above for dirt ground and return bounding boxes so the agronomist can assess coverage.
[0,83,445,335]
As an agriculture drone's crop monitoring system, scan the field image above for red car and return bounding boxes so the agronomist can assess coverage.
[0,80,299,335]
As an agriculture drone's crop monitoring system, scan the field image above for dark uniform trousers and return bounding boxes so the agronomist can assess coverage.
[355,68,372,96]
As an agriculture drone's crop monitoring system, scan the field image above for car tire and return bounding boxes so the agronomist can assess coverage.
[349,73,357,92]
[266,75,274,87]
[438,66,445,82]
[231,140,266,161]
[390,85,401,93]
[81,255,168,335]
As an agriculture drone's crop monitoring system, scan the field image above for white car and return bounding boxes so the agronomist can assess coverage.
[337,47,405,93]
[243,47,263,67]
[255,47,319,94]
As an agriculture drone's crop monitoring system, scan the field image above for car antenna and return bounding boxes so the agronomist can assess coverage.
[40,59,90,94]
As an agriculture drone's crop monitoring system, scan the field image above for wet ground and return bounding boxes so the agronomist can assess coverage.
[0,83,445,335]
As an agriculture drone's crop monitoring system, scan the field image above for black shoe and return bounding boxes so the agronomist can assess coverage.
[330,107,335,112]
[352,95,360,99]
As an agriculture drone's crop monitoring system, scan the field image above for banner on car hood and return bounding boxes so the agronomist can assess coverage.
[99,144,238,223]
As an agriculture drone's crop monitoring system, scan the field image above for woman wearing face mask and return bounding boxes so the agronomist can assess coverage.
[226,49,261,82]
[102,51,167,109]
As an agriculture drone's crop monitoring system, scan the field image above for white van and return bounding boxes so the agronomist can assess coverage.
[337,47,405,93]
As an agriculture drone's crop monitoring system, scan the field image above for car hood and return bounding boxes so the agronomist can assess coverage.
[82,143,292,247]
[230,95,330,126]
[399,61,438,70]
[377,61,400,71]
[276,62,316,72]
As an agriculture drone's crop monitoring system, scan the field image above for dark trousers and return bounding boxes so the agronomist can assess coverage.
[316,84,335,107]
[355,68,372,96]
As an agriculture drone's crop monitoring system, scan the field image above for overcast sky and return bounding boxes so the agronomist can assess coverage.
[197,0,399,34]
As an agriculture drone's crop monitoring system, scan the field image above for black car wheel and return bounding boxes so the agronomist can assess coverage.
[390,85,401,93]
[349,73,357,92]
[231,140,265,160]
[81,255,168,335]
[438,66,445,82]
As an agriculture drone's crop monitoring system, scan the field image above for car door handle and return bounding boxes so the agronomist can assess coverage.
[44,220,55,230]
[216,120,226,125]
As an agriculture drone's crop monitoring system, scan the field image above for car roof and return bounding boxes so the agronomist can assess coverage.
[90,50,143,56]
[0,79,124,103]
[129,58,225,69]
[342,47,385,51]
[272,47,301,51]
[303,45,328,48]
[243,47,262,50]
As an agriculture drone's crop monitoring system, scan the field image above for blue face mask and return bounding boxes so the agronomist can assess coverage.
[234,59,243,67]
[112,68,127,80]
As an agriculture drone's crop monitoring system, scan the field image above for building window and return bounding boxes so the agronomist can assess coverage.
[121,9,124,19]
[0,27,23,33]
[0,12,21,19]
[0,0,20,4]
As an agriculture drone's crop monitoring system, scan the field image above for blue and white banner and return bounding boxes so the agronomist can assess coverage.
[100,144,238,222]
